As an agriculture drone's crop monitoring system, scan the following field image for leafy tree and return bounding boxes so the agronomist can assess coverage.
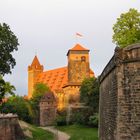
[80,77,99,112]
[113,8,140,48]
[0,23,19,102]
[0,75,15,103]
[30,83,50,124]
[0,23,19,75]
[32,83,50,103]
[74,77,100,127]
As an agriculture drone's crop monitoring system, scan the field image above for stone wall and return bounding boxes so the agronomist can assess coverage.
[0,114,25,140]
[99,44,140,140]
[39,92,56,126]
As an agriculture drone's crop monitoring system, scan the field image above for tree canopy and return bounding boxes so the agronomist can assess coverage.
[30,83,50,124]
[0,23,19,102]
[0,23,19,75]
[80,77,99,112]
[113,8,140,48]
[0,75,15,102]
[32,83,50,103]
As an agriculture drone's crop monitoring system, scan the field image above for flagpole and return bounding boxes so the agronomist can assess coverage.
[76,33,78,44]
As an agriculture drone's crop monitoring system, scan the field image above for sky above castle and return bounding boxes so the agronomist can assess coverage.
[1,0,140,96]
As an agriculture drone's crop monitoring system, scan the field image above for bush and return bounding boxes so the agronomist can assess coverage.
[72,111,85,124]
[70,108,89,125]
[88,113,98,127]
[56,115,67,126]
[56,109,67,126]
[0,96,33,123]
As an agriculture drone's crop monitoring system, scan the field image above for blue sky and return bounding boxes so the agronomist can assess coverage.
[1,0,140,95]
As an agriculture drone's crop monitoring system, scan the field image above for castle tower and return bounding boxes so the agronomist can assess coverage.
[63,44,90,105]
[28,56,43,99]
[67,43,90,84]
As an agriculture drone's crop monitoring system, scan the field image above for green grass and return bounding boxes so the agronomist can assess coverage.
[25,125,54,140]
[57,125,98,140]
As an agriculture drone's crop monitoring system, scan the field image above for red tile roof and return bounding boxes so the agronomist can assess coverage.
[67,44,89,56]
[70,44,89,51]
[36,67,68,92]
[35,66,94,92]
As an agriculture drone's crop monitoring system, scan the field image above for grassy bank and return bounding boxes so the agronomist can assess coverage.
[57,125,98,140]
[19,121,54,140]
[25,126,54,140]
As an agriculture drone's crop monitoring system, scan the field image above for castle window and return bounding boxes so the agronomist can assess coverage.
[78,76,80,80]
[81,56,86,62]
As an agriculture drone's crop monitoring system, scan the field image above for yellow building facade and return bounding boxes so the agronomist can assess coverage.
[28,44,94,109]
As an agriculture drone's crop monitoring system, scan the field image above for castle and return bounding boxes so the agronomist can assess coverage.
[28,43,94,110]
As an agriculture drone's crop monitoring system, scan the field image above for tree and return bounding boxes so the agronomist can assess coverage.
[30,83,50,124]
[76,77,99,127]
[113,8,140,48]
[32,83,50,103]
[80,77,99,112]
[0,23,19,102]
[0,75,15,103]
[0,23,19,75]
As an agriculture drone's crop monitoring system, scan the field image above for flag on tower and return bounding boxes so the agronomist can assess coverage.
[76,32,83,37]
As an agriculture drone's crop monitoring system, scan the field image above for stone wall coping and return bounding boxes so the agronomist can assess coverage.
[100,43,140,83]
[99,55,116,83]
[124,43,140,51]
[0,113,18,119]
